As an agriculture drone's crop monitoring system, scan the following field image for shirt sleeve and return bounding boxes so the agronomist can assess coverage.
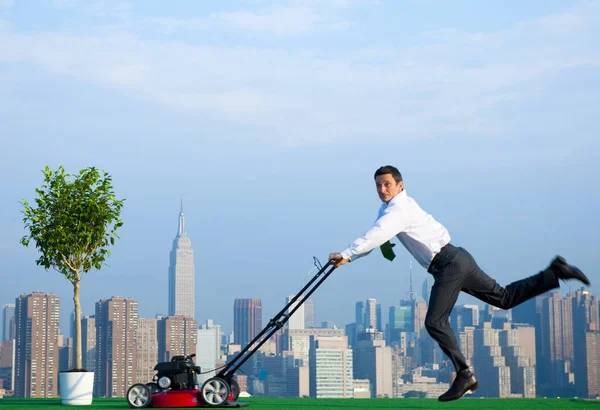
[340,203,408,260]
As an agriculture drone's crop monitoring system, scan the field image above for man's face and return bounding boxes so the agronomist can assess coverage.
[375,174,403,203]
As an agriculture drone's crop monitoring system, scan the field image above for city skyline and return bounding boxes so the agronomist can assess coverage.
[1,285,599,399]
[0,0,598,338]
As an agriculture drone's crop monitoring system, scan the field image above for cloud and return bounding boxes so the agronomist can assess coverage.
[0,0,13,8]
[0,2,598,145]
[147,6,351,36]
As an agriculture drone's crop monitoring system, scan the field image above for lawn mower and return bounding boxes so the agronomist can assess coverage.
[126,258,336,408]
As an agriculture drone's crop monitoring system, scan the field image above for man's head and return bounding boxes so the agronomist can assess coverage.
[374,165,403,203]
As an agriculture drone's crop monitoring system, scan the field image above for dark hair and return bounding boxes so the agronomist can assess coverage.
[374,165,402,183]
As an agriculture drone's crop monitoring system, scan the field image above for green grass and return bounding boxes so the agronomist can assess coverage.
[1,397,600,409]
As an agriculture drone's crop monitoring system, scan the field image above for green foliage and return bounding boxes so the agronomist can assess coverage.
[403,390,427,398]
[20,166,124,282]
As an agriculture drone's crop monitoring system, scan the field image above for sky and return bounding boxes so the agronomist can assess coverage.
[0,0,599,336]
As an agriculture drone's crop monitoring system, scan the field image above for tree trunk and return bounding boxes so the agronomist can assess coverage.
[74,279,83,370]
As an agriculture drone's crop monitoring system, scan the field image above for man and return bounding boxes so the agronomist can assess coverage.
[329,165,590,402]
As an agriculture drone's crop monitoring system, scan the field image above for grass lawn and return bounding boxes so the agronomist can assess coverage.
[1,397,600,409]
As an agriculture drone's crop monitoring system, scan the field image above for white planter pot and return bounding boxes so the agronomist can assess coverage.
[59,371,94,405]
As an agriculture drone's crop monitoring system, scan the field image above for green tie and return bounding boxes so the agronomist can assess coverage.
[380,240,396,261]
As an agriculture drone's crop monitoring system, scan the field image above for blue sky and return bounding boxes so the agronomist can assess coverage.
[0,0,598,336]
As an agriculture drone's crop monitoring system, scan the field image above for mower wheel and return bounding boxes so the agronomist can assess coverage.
[201,377,230,407]
[127,383,152,408]
[229,378,240,401]
[146,382,160,393]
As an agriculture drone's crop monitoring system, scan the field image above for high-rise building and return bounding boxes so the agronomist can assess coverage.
[233,299,262,349]
[512,293,548,393]
[571,288,600,398]
[197,320,220,383]
[388,305,412,345]
[412,297,427,337]
[81,316,96,371]
[136,318,158,385]
[365,299,377,330]
[353,329,393,398]
[304,299,315,329]
[283,328,345,368]
[309,336,353,398]
[584,331,600,399]
[540,291,575,392]
[58,335,73,372]
[168,201,195,319]
[355,301,365,325]
[157,315,197,362]
[389,305,412,331]
[2,304,15,342]
[14,292,60,398]
[0,339,15,391]
[459,326,476,366]
[499,323,536,398]
[512,324,536,367]
[286,295,305,330]
[376,303,382,332]
[421,277,433,306]
[451,304,479,336]
[95,297,138,398]
[472,322,511,398]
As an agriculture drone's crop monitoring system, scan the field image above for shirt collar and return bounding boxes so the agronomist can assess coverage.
[382,190,406,208]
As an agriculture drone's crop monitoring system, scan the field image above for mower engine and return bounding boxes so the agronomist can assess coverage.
[153,354,201,391]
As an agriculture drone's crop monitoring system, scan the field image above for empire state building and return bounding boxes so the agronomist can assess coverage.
[168,200,195,319]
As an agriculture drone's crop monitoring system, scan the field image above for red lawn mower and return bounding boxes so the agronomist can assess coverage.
[126,258,336,408]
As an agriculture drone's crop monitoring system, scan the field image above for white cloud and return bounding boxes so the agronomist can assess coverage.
[0,0,13,8]
[0,2,598,145]
[147,6,351,36]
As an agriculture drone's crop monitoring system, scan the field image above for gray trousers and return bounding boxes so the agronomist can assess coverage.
[425,244,559,372]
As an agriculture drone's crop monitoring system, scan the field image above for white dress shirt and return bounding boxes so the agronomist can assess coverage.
[340,190,451,269]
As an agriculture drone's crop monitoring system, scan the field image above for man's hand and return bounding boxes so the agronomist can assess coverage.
[329,253,350,267]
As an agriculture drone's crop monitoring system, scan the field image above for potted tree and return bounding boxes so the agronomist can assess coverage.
[21,166,124,405]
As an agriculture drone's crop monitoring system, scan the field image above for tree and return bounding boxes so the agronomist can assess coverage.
[21,166,124,371]
[404,390,427,398]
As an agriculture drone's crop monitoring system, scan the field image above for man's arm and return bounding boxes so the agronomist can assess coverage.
[331,204,408,267]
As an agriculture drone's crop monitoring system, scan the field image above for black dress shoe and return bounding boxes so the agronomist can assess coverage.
[551,256,590,286]
[438,369,478,402]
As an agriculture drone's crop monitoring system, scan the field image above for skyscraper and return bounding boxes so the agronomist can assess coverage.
[196,320,220,383]
[353,329,393,398]
[95,297,138,398]
[0,339,15,391]
[168,200,195,319]
[304,298,315,329]
[355,301,365,325]
[136,318,158,385]
[309,336,353,398]
[499,322,536,398]
[14,292,60,398]
[81,316,96,372]
[286,295,305,330]
[451,304,479,336]
[233,299,262,349]
[365,299,377,330]
[571,288,600,398]
[157,315,197,362]
[541,291,575,392]
[421,277,433,306]
[584,331,600,398]
[2,304,15,342]
[472,322,511,398]
[412,297,427,337]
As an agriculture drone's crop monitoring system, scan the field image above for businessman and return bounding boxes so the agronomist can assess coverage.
[329,165,590,402]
